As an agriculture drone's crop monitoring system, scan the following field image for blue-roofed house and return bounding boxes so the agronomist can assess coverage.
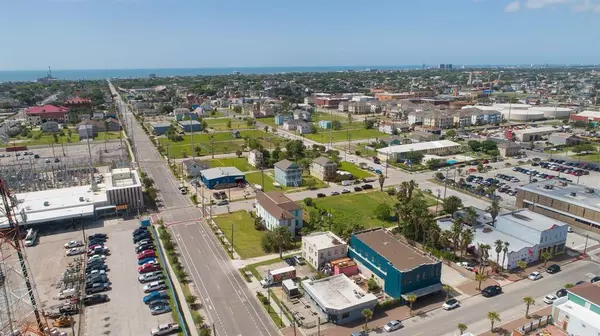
[274,159,303,187]
[178,120,202,132]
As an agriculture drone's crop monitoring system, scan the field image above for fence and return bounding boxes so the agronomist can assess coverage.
[515,315,552,335]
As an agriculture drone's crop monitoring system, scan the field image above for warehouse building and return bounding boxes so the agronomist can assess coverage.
[517,179,600,231]
[302,274,378,325]
[376,140,461,162]
[200,167,246,189]
[512,127,556,142]
[348,228,442,300]
[150,121,172,135]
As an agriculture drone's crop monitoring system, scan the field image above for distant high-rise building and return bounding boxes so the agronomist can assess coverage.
[446,64,453,69]
[439,64,446,69]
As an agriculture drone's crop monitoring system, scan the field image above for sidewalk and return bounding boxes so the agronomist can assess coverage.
[232,249,302,269]
[477,306,552,336]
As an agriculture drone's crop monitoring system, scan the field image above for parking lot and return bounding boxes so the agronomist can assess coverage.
[26,217,173,336]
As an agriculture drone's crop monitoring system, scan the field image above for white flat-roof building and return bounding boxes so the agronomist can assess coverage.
[513,127,557,142]
[104,168,144,211]
[376,140,461,162]
[302,274,378,325]
[302,231,348,269]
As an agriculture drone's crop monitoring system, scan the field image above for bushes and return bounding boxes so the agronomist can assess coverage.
[256,292,269,305]
[303,197,313,207]
[367,277,381,293]
[376,298,401,311]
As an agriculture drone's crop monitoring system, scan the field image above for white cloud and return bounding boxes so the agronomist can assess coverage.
[573,0,600,12]
[525,0,572,9]
[505,0,522,12]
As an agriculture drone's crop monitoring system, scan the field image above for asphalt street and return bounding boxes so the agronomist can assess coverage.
[389,260,600,336]
[109,82,280,336]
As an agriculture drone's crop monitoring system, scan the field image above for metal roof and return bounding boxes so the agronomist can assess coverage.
[200,167,245,180]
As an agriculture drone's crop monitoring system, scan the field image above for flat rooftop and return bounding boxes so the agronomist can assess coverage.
[105,168,141,189]
[302,274,377,311]
[354,229,437,271]
[201,167,245,180]
[303,232,346,249]
[513,126,556,135]
[499,209,567,232]
[377,140,460,154]
[518,179,600,213]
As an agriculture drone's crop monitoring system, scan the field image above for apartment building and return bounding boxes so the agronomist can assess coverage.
[347,102,371,114]
[423,112,453,129]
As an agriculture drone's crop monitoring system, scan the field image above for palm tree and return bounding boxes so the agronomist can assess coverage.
[494,239,504,271]
[460,228,474,259]
[523,297,535,318]
[501,242,510,273]
[487,311,501,332]
[517,260,527,276]
[378,173,386,191]
[439,230,452,251]
[450,219,463,253]
[487,198,500,226]
[103,120,109,152]
[361,308,373,332]
[478,243,491,275]
[406,295,417,315]
[476,272,487,290]
[541,251,553,267]
[272,227,292,259]
[443,284,452,301]
[464,207,477,226]
[458,323,468,334]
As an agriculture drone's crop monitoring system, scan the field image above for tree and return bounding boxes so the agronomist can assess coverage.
[443,284,452,301]
[572,143,596,154]
[541,251,553,267]
[361,308,373,332]
[235,149,242,158]
[458,323,468,335]
[450,220,463,252]
[487,198,500,226]
[195,146,202,156]
[404,151,425,165]
[477,162,484,172]
[494,239,503,270]
[446,129,457,138]
[501,241,510,272]
[427,158,444,170]
[405,295,417,315]
[460,228,474,258]
[463,207,477,226]
[364,119,375,129]
[443,196,463,215]
[272,227,293,259]
[331,120,342,130]
[226,119,232,129]
[523,297,535,318]
[468,140,482,152]
[285,140,305,160]
[378,173,385,191]
[478,243,491,275]
[487,311,500,332]
[476,272,487,290]
[373,203,392,221]
[254,216,265,230]
[517,260,527,276]
[303,197,313,207]
[348,113,353,125]
[264,125,269,133]
[565,283,575,289]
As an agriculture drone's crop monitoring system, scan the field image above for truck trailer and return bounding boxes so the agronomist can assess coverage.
[260,266,296,288]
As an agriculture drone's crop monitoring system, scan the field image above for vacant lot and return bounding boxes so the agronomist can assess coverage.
[204,118,248,131]
[3,130,122,147]
[202,157,255,172]
[338,161,374,179]
[213,211,267,259]
[305,128,384,143]
[245,171,280,191]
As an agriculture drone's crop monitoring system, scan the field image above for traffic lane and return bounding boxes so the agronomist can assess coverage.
[174,223,278,336]
[389,260,599,336]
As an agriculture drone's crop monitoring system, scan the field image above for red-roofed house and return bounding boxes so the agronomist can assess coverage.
[64,97,92,108]
[26,105,69,125]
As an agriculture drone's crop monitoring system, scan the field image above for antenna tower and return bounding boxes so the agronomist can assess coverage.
[0,179,47,335]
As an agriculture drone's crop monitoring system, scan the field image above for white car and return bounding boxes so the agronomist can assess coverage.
[144,280,167,293]
[138,271,164,283]
[543,294,557,304]
[86,269,106,277]
[442,298,459,310]
[528,272,542,281]
[567,226,573,233]
[456,261,475,271]
[66,248,84,256]
[88,255,107,263]
[341,188,351,194]
[64,240,84,249]
[383,320,403,332]
[151,323,180,336]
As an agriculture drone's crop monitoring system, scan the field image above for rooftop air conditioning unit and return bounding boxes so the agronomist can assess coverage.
[570,192,577,197]
[43,201,49,207]
[585,188,594,194]
[79,197,84,202]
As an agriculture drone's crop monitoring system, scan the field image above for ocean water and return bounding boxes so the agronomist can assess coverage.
[0,65,422,83]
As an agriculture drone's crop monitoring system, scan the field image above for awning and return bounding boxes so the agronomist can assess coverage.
[401,283,443,300]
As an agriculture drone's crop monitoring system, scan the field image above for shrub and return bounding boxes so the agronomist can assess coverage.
[386,187,396,196]
[367,277,381,293]
[303,197,313,207]
[185,294,196,305]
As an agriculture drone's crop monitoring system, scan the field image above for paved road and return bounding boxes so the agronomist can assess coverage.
[389,260,600,336]
[109,81,280,336]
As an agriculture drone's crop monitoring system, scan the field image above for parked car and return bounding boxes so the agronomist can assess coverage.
[139,271,164,283]
[83,294,109,306]
[546,264,561,274]
[481,285,502,297]
[86,280,111,290]
[143,290,169,304]
[294,255,305,265]
[341,188,351,194]
[136,239,153,247]
[133,227,148,235]
[88,233,108,240]
[64,240,84,248]
[85,282,110,295]
[66,248,84,256]
[330,191,340,196]
[138,250,156,259]
[362,184,373,190]
[88,255,107,263]
[575,280,587,286]
[86,274,109,283]
[133,234,152,244]
[88,244,107,251]
[151,323,180,336]
[136,244,155,253]
[442,298,459,310]
[543,294,558,304]
[138,258,158,266]
[216,200,229,206]
[353,186,363,192]
[528,272,542,281]
[144,281,167,293]
[86,264,109,273]
[316,193,326,198]
[139,264,161,274]
[151,303,172,316]
[88,247,110,256]
[383,320,403,332]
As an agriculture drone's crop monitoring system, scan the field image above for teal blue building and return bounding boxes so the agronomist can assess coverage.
[348,228,442,300]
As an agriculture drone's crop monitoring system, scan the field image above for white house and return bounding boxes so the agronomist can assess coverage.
[255,191,303,237]
[248,149,263,168]
[302,231,348,269]
[182,160,209,178]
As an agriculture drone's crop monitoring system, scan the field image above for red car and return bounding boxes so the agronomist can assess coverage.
[137,250,156,260]
[138,264,161,274]
[88,244,104,250]
[482,159,489,164]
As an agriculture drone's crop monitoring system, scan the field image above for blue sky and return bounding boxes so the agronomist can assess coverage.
[1,0,599,70]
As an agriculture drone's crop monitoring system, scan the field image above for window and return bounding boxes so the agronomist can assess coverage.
[341,312,349,318]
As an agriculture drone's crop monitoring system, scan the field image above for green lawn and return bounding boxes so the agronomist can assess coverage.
[245,171,282,191]
[305,128,385,143]
[338,161,374,179]
[202,157,255,172]
[3,131,122,147]
[204,118,248,131]
[257,117,277,128]
[213,211,267,259]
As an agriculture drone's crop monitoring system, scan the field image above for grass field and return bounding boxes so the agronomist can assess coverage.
[257,117,277,128]
[202,157,255,172]
[245,171,281,191]
[338,161,374,179]
[305,128,385,143]
[213,211,267,259]
[3,131,122,147]
[204,118,248,131]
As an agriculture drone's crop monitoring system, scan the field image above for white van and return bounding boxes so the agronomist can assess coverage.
[59,288,77,300]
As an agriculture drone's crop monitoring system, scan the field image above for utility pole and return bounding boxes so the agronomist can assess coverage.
[583,233,590,256]
[231,221,234,256]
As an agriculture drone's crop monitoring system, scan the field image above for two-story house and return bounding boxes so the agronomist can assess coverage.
[255,191,303,236]
[248,149,264,168]
[274,159,303,187]
[274,113,293,126]
[302,231,348,269]
[553,282,600,336]
[310,157,337,182]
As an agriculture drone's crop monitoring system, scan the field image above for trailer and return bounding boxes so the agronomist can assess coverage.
[260,266,296,288]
